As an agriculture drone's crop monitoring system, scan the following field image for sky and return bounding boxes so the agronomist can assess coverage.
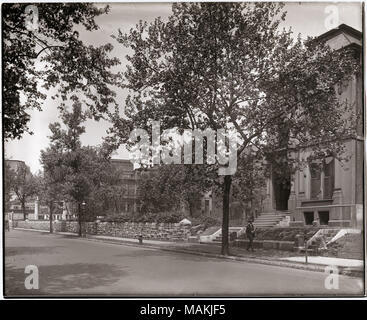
[4,2,363,173]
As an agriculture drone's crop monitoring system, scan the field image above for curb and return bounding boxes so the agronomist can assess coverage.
[12,228,364,278]
[91,238,363,278]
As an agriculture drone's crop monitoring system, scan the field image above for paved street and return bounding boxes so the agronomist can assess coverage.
[5,230,364,296]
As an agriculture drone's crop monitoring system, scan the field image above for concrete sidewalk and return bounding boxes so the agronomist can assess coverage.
[280,256,364,268]
[12,227,364,277]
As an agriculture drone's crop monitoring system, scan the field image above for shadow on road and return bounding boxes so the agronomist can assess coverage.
[5,246,65,257]
[5,262,128,296]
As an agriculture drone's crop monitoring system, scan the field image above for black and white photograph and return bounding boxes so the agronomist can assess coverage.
[1,1,365,298]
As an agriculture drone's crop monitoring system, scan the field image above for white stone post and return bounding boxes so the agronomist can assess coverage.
[288,176,296,212]
[34,197,39,220]
[62,201,67,220]
[320,170,325,199]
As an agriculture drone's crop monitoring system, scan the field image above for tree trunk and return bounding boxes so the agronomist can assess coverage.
[221,175,232,256]
[49,202,53,234]
[189,202,194,217]
[78,202,82,237]
[21,201,26,220]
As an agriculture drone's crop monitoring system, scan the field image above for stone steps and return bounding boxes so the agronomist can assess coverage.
[211,227,245,243]
[253,212,288,228]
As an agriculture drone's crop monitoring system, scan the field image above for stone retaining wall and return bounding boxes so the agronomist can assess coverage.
[13,220,191,242]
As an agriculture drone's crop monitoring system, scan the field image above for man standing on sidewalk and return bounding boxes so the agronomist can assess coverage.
[246,220,256,252]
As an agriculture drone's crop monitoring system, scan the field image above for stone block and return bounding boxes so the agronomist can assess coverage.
[263,240,274,249]
[278,241,294,251]
[290,221,305,227]
[188,236,199,243]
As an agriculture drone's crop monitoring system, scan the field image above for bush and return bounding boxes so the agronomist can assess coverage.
[191,215,221,228]
[238,227,320,241]
[156,212,185,223]
[102,211,185,223]
[134,212,157,223]
[102,213,134,223]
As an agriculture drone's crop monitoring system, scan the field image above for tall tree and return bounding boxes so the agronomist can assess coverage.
[7,162,38,220]
[231,150,266,219]
[3,3,120,140]
[137,164,210,215]
[36,156,64,233]
[139,164,211,216]
[109,3,359,255]
[137,166,182,214]
[88,162,128,216]
[40,100,106,236]
[4,162,15,212]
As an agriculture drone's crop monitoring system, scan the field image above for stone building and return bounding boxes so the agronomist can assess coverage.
[263,24,363,228]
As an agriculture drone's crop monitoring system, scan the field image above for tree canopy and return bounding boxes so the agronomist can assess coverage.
[3,3,120,140]
[138,164,212,215]
[108,2,360,255]
[5,161,38,219]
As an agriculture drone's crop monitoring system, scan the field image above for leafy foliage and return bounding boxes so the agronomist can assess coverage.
[40,101,106,232]
[40,101,134,226]
[3,3,120,140]
[137,164,212,215]
[5,161,38,219]
[87,161,128,216]
[109,3,359,254]
[4,162,15,211]
[103,211,185,223]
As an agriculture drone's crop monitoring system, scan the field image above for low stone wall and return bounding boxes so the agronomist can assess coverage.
[15,220,51,231]
[95,222,191,241]
[234,239,295,251]
[13,220,191,242]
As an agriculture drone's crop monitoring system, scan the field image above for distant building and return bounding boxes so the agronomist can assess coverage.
[5,159,26,172]
[110,159,140,214]
[5,159,35,220]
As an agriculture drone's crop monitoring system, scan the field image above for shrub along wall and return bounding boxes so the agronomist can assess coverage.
[238,227,321,242]
[233,239,295,251]
[13,220,191,242]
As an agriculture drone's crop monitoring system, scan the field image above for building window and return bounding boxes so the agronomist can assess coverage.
[310,164,321,199]
[304,211,314,225]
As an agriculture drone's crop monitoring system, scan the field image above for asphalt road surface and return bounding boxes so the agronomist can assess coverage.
[4,230,364,296]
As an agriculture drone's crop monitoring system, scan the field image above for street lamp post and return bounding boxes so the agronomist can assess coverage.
[82,201,86,237]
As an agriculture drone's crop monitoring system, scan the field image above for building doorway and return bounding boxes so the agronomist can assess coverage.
[318,211,330,225]
[273,172,290,211]
[204,200,210,215]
